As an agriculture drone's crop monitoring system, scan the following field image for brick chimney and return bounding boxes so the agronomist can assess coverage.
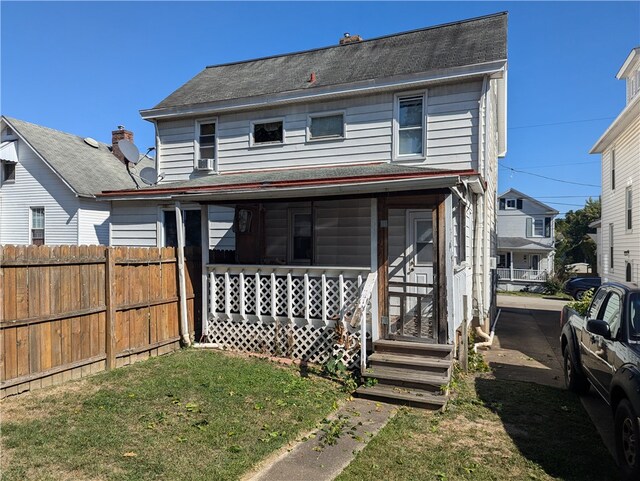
[111,125,134,163]
[339,33,363,45]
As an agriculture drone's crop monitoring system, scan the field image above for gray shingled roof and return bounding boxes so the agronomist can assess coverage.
[117,163,470,194]
[3,116,153,197]
[153,13,507,110]
[497,237,553,251]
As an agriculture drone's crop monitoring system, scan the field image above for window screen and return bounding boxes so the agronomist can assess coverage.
[309,114,344,139]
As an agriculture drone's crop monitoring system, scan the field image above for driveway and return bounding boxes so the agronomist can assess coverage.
[483,294,616,460]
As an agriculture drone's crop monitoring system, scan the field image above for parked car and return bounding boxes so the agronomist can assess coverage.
[560,283,640,480]
[564,277,601,300]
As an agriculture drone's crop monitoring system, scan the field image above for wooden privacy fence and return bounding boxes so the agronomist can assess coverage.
[0,245,200,398]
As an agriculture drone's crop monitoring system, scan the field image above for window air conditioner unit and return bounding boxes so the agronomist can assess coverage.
[196,158,214,171]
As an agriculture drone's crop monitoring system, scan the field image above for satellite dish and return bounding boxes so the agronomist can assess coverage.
[83,137,100,149]
[139,167,159,185]
[118,139,140,164]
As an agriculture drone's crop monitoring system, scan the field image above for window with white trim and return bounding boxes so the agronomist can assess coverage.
[626,186,633,231]
[307,112,345,141]
[506,199,516,209]
[2,161,16,184]
[609,223,614,270]
[30,207,45,246]
[611,150,616,191]
[288,208,312,264]
[194,119,217,171]
[526,217,551,238]
[251,119,284,146]
[395,93,425,158]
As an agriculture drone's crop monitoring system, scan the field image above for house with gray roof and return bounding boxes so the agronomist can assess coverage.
[496,188,559,291]
[102,13,508,408]
[0,116,150,245]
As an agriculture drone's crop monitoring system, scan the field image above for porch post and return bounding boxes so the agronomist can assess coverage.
[370,198,379,341]
[510,251,514,280]
[436,195,449,344]
[175,202,191,346]
[377,196,389,339]
[200,204,209,341]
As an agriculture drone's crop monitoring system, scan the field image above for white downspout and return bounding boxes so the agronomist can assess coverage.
[175,202,191,346]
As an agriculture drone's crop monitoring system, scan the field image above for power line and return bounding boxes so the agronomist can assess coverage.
[498,162,601,188]
[499,160,600,170]
[535,195,600,199]
[508,116,616,130]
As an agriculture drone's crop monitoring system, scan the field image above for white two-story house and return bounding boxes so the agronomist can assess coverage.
[496,188,558,291]
[101,13,508,407]
[0,117,147,246]
[591,47,640,286]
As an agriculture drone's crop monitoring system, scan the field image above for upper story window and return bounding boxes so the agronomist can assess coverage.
[628,69,640,103]
[251,119,284,146]
[394,93,426,159]
[2,161,16,184]
[30,207,45,246]
[526,217,552,238]
[499,198,523,210]
[194,119,217,172]
[307,112,345,141]
[626,186,633,231]
[611,150,616,190]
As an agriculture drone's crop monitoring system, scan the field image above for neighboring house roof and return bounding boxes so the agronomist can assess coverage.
[589,219,602,229]
[100,163,480,201]
[497,237,554,252]
[150,13,507,111]
[2,116,153,198]
[498,188,559,215]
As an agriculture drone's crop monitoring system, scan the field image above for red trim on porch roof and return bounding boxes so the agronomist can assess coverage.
[100,166,479,198]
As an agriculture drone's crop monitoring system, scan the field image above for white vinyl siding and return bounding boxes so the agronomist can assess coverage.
[0,137,79,245]
[601,116,640,284]
[110,201,159,247]
[78,199,110,245]
[155,81,482,182]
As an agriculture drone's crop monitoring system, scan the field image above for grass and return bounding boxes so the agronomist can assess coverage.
[498,290,572,300]
[337,373,619,481]
[0,349,346,481]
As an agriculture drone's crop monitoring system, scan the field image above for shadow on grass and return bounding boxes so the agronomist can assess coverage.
[473,376,620,481]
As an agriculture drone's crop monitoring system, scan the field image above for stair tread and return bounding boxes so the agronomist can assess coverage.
[356,384,447,406]
[374,339,453,352]
[363,367,450,385]
[368,352,452,368]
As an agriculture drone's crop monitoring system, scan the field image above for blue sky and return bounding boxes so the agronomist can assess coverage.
[2,2,639,214]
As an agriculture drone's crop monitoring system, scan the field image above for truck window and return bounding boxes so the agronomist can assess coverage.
[600,292,622,339]
[630,293,640,339]
[588,289,608,320]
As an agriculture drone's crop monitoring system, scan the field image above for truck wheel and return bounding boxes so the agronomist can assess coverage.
[575,290,586,300]
[615,399,640,480]
[563,345,589,394]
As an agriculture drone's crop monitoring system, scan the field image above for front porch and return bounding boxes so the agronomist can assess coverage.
[496,249,553,291]
[198,192,457,368]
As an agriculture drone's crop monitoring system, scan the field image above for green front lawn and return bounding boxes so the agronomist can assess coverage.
[1,349,345,481]
[338,373,618,481]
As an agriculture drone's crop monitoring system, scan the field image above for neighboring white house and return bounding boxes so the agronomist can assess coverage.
[100,13,508,406]
[591,47,640,286]
[0,117,149,246]
[496,188,558,291]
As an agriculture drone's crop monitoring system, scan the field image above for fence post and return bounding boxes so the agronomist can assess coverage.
[105,247,116,370]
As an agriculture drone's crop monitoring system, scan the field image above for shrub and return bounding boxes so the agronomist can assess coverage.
[566,288,595,316]
[543,276,564,295]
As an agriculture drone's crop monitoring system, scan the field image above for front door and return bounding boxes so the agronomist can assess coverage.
[388,210,436,341]
[531,254,540,271]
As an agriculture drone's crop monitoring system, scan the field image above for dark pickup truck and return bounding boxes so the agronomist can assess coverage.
[560,282,640,480]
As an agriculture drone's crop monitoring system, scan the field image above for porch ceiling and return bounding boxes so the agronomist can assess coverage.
[100,163,480,202]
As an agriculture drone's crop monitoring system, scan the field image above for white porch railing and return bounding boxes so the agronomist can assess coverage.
[204,264,372,368]
[497,268,548,282]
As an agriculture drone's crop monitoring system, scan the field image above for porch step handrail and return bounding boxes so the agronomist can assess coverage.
[347,272,377,373]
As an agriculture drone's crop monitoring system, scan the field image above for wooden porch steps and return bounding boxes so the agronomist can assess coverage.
[355,340,453,410]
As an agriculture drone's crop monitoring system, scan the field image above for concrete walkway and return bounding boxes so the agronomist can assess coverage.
[485,294,616,459]
[244,398,396,481]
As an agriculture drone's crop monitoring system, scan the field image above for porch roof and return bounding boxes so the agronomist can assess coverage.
[99,163,480,202]
[497,237,554,252]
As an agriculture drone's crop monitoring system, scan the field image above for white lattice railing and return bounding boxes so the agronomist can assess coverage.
[203,264,372,368]
[497,268,548,281]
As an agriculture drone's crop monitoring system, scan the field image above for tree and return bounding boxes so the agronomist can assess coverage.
[555,197,601,277]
